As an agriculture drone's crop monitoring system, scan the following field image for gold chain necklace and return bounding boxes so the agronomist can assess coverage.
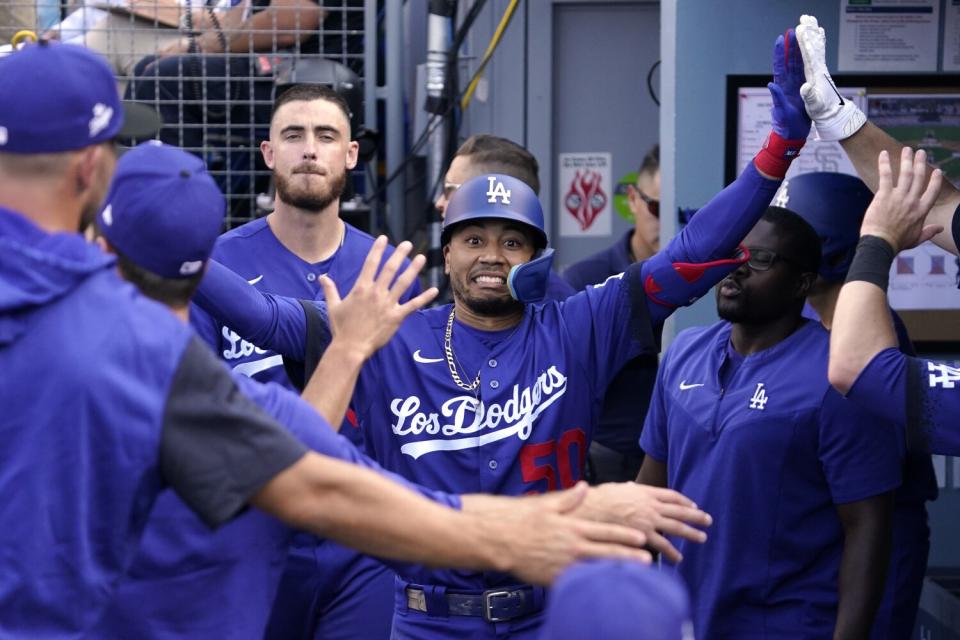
[444,307,481,392]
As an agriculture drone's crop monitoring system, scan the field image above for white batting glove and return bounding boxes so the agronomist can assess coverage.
[795,14,866,141]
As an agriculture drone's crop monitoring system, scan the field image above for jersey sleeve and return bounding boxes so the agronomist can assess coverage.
[160,337,307,528]
[560,262,661,394]
[639,163,782,325]
[818,387,902,505]
[194,259,310,359]
[846,348,960,457]
[638,343,671,463]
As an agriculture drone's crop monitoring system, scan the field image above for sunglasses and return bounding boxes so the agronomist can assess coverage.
[744,247,810,272]
[633,186,660,219]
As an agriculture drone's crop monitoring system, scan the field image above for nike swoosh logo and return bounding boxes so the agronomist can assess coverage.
[247,275,264,285]
[413,350,444,364]
[825,74,844,106]
[679,381,705,390]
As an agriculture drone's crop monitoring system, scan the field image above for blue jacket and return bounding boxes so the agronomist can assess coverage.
[0,207,194,637]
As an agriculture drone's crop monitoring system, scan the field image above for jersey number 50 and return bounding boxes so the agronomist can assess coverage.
[520,428,587,492]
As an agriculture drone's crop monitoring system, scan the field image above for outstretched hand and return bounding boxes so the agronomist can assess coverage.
[768,28,810,141]
[571,482,711,564]
[319,235,438,360]
[491,483,654,585]
[795,14,866,141]
[861,147,943,252]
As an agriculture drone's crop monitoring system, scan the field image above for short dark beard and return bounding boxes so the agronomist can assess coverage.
[274,167,347,212]
[449,273,523,317]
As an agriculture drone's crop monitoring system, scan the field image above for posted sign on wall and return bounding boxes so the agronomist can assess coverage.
[558,152,612,237]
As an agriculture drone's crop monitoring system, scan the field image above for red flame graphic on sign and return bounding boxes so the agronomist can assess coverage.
[564,170,607,231]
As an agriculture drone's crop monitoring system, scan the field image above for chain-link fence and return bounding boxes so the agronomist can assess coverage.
[1,0,371,228]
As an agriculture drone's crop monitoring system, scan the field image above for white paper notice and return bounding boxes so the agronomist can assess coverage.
[943,0,960,71]
[735,87,867,179]
[558,153,613,237]
[838,0,939,72]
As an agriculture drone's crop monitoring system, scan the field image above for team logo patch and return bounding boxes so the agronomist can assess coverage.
[772,179,790,208]
[412,350,444,364]
[89,103,113,138]
[390,366,568,459]
[486,176,512,204]
[748,382,769,410]
[928,361,960,389]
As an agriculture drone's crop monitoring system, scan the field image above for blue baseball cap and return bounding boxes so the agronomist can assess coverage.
[0,41,161,154]
[539,560,693,640]
[97,142,225,279]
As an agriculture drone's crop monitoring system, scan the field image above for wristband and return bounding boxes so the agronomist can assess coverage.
[753,131,806,179]
[845,235,895,291]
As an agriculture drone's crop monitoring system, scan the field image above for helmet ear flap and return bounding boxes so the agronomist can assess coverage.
[507,248,555,303]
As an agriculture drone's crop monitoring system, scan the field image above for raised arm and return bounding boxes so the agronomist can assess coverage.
[194,258,310,358]
[829,148,942,393]
[639,29,810,325]
[794,14,960,256]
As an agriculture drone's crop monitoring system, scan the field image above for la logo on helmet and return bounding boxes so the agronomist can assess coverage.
[486,176,512,204]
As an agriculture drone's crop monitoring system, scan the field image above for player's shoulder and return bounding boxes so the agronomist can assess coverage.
[672,321,726,352]
[213,219,269,256]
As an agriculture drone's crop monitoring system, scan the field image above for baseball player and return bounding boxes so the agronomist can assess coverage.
[193,28,811,637]
[563,144,661,483]
[794,18,960,454]
[85,141,453,638]
[639,207,902,638]
[187,82,422,639]
[0,42,653,638]
[434,133,575,301]
[779,172,936,640]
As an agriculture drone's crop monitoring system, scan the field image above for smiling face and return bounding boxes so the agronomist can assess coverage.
[260,98,359,212]
[443,219,537,317]
[716,219,814,325]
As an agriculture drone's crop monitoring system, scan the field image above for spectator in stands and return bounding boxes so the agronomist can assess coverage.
[126,0,362,154]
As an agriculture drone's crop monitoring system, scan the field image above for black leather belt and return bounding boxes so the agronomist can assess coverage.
[405,586,541,623]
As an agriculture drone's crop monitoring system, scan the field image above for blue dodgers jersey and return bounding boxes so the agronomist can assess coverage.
[848,348,960,457]
[93,374,462,639]
[0,208,193,637]
[353,267,656,590]
[191,218,421,388]
[641,320,902,639]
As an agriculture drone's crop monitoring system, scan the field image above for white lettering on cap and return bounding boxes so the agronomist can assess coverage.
[101,204,113,226]
[180,260,203,275]
[0,126,7,146]
[89,103,113,138]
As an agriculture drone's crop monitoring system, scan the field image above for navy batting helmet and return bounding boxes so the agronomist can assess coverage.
[771,172,874,282]
[442,173,553,303]
[441,173,548,248]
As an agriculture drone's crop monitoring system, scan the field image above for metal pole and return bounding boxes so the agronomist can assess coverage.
[424,0,454,289]
[385,0,405,242]
[364,0,377,234]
